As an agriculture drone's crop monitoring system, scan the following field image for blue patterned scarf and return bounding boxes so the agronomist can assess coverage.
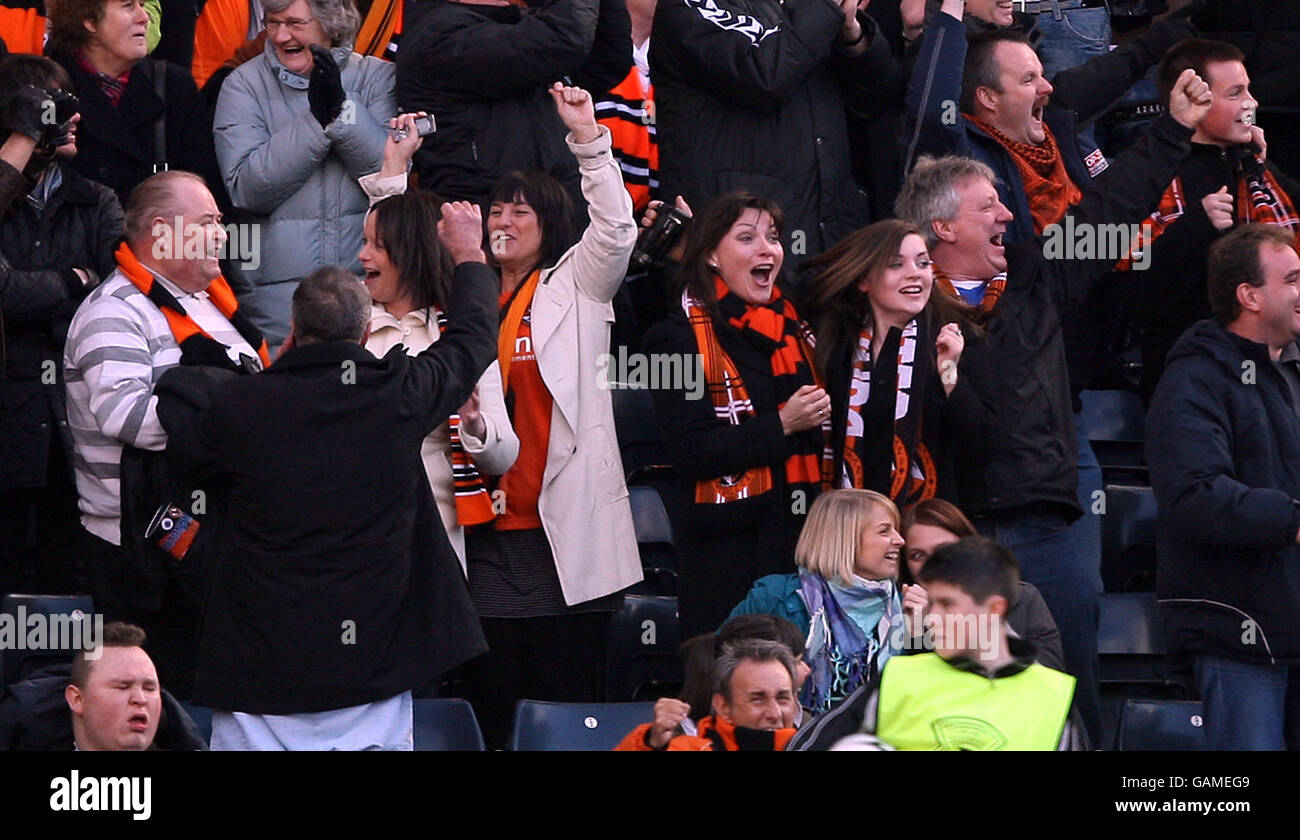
[800,568,902,714]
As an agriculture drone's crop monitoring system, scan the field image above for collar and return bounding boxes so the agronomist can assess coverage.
[943,633,1036,678]
[369,304,435,331]
[150,270,208,303]
[697,715,796,751]
[1281,342,1300,367]
[270,339,376,372]
[263,40,351,89]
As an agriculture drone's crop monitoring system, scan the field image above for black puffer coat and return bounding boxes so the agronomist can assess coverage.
[395,0,629,210]
[0,163,123,490]
[651,0,899,269]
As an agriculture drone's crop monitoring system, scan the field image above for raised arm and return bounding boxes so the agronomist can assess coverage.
[901,0,970,173]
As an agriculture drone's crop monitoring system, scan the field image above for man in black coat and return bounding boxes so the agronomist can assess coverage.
[893,69,1213,744]
[1146,223,1300,751]
[395,0,630,218]
[0,55,121,596]
[156,203,495,750]
[652,0,899,271]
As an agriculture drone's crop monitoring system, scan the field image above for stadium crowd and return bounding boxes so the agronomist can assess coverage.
[0,0,1298,751]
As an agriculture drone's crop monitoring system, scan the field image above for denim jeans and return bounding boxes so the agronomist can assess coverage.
[1032,0,1112,152]
[973,412,1104,746]
[1194,655,1300,750]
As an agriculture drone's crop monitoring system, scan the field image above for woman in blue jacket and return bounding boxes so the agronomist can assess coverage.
[729,488,916,713]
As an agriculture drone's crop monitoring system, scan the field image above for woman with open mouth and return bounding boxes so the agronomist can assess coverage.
[801,218,989,512]
[642,190,831,638]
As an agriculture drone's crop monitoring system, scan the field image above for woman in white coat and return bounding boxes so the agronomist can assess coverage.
[462,83,642,748]
[359,183,519,568]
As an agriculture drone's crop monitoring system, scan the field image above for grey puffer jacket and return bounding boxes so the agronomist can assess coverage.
[214,42,395,346]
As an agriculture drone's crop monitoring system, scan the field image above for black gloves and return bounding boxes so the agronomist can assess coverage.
[2,85,52,143]
[307,44,346,129]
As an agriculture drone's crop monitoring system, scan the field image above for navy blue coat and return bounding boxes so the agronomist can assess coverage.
[1147,320,1300,665]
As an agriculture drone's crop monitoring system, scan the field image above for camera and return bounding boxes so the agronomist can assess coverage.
[630,205,690,270]
[391,114,437,142]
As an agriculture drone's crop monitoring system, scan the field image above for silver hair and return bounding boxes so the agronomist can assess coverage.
[711,639,796,702]
[894,156,999,248]
[124,170,210,244]
[263,0,361,48]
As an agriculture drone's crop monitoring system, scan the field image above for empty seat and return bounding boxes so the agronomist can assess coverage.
[611,387,673,479]
[1097,592,1187,700]
[508,700,655,750]
[606,595,682,702]
[1100,485,1158,592]
[413,698,486,751]
[1116,699,1208,751]
[628,485,677,596]
[0,593,95,689]
[1080,389,1147,481]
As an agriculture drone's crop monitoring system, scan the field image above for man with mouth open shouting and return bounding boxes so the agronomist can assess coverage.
[893,66,1213,746]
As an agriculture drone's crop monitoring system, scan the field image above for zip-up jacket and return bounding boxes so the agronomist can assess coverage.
[1147,319,1300,665]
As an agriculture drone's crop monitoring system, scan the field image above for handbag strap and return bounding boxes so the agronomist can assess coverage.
[153,59,168,174]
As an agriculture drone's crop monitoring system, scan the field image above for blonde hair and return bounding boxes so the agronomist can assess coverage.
[795,489,900,586]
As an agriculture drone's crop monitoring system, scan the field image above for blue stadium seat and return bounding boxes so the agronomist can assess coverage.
[1080,389,1147,481]
[179,701,213,743]
[611,387,674,480]
[606,595,682,702]
[0,593,95,689]
[413,698,486,750]
[1097,592,1163,657]
[627,485,677,596]
[507,700,655,750]
[1100,485,1158,592]
[1116,700,1208,751]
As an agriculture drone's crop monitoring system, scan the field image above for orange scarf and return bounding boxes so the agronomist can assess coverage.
[966,115,1081,234]
[114,241,270,370]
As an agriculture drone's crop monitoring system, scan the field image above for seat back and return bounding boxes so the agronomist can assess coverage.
[627,486,677,595]
[0,593,96,689]
[612,387,670,477]
[1116,699,1208,751]
[606,595,682,701]
[413,698,486,751]
[1100,485,1158,592]
[507,700,655,750]
[1097,592,1163,657]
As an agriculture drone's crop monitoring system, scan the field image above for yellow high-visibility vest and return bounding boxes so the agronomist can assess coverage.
[877,653,1075,751]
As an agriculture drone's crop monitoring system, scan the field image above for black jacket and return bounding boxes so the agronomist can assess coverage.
[395,0,629,211]
[651,0,899,269]
[1128,142,1300,398]
[48,53,225,209]
[642,302,823,635]
[1147,321,1300,666]
[952,113,1194,520]
[158,262,497,714]
[0,163,123,490]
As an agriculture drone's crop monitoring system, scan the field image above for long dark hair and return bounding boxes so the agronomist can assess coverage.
[678,613,805,722]
[368,191,455,312]
[488,170,577,273]
[675,191,785,317]
[801,218,981,381]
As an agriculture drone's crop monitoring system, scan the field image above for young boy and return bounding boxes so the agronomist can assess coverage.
[788,537,1087,750]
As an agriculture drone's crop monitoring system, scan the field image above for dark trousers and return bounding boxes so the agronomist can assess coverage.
[461,613,611,750]
[0,443,88,597]
[82,531,201,700]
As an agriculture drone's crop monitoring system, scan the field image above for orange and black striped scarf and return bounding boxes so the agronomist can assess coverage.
[840,319,937,508]
[966,114,1081,234]
[684,277,830,504]
[1115,150,1300,271]
[932,263,1006,314]
[434,308,495,527]
[114,241,270,371]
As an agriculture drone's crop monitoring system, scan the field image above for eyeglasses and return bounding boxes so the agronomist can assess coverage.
[262,16,316,32]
